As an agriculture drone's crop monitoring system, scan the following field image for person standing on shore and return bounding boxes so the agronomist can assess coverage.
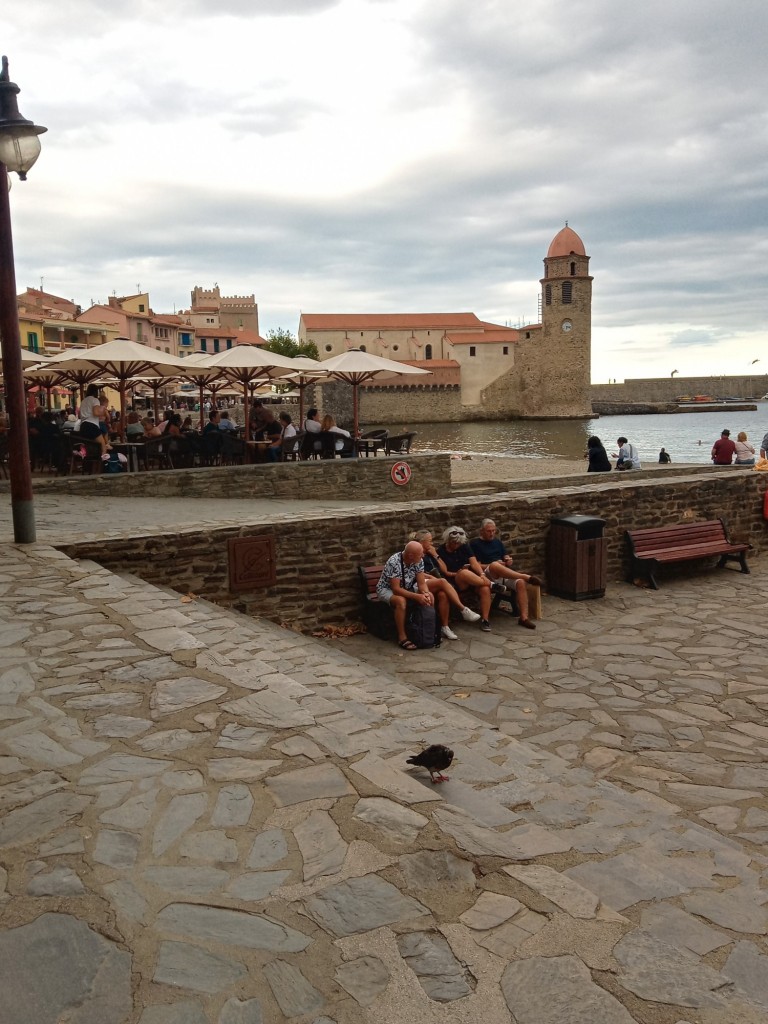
[711,429,735,465]
[659,447,671,463]
[760,430,768,460]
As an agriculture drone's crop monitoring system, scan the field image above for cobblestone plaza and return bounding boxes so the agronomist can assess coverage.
[0,489,767,1022]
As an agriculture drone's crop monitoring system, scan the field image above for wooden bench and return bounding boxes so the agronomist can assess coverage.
[358,565,397,640]
[626,518,750,590]
[357,564,520,639]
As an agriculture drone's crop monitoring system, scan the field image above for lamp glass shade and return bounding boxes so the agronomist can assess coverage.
[0,131,42,175]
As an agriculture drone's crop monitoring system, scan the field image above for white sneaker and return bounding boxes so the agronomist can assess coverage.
[441,625,459,640]
[460,607,481,622]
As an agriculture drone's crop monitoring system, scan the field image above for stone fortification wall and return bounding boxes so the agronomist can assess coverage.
[357,386,463,425]
[27,454,451,503]
[591,375,768,404]
[57,470,768,631]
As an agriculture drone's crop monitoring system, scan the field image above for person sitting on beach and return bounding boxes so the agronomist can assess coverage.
[411,529,482,640]
[436,526,498,632]
[711,429,735,465]
[613,436,641,471]
[470,519,540,630]
[585,436,611,472]
[733,431,755,466]
[376,541,434,651]
[658,447,671,463]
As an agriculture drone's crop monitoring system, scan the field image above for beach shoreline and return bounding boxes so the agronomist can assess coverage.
[450,453,688,485]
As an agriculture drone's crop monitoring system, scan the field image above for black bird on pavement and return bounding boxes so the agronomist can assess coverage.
[406,744,454,783]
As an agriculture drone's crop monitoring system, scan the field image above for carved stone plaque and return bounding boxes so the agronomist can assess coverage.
[228,535,276,592]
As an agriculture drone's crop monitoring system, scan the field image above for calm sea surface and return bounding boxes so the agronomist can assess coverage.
[393,407,768,463]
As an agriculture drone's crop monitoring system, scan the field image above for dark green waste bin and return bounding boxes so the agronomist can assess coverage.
[547,515,606,600]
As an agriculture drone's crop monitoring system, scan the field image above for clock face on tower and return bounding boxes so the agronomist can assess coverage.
[561,320,573,333]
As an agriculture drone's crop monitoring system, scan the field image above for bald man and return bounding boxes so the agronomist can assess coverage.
[376,541,434,650]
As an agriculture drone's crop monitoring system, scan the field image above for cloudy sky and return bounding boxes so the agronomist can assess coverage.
[6,0,767,383]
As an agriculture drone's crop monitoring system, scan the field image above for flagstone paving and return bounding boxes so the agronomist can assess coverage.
[0,539,767,1023]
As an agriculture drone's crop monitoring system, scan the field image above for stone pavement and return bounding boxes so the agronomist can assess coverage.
[1,536,767,1023]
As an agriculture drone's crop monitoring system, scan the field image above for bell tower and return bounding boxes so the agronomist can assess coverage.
[528,224,593,416]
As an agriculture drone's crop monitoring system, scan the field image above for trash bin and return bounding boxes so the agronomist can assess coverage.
[547,515,606,600]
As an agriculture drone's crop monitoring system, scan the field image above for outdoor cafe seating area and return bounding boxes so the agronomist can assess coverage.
[5,424,419,477]
[0,338,427,480]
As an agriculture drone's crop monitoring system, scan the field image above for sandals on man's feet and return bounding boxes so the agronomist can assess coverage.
[398,639,418,650]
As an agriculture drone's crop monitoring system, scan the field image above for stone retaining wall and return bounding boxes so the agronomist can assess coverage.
[57,470,768,631]
[23,454,451,503]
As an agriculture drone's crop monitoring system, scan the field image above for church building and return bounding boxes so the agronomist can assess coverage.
[298,225,592,419]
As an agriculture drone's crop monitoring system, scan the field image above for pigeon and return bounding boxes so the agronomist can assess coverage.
[406,744,454,783]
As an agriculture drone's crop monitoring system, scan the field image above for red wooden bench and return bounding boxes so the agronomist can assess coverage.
[626,518,750,590]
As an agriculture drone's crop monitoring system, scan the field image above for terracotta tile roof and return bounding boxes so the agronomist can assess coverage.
[447,330,520,345]
[301,313,489,330]
[547,225,586,258]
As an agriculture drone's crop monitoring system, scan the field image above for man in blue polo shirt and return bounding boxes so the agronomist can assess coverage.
[470,519,541,630]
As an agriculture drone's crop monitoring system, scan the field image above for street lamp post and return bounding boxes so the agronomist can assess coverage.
[0,55,46,543]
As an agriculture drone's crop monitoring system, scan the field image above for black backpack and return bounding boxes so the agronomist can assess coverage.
[400,553,439,648]
[407,603,439,648]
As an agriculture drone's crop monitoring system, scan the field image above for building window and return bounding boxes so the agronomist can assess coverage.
[469,346,476,357]
[503,346,509,355]
[200,339,207,352]
[207,318,214,324]
[562,281,572,304]
[139,304,145,313]
[425,344,432,360]
[360,332,364,337]
[570,262,576,276]
[70,334,79,344]
[180,333,192,346]
[325,344,332,352]
[213,339,220,353]
[136,325,143,341]
[359,344,366,352]
[526,331,530,339]
[392,345,398,352]
[226,339,232,349]
[26,331,39,352]
[545,284,552,306]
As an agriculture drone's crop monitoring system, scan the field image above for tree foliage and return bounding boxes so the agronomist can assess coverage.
[263,328,319,362]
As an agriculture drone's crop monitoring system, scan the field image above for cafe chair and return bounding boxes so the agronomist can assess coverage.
[384,431,416,455]
[281,431,304,462]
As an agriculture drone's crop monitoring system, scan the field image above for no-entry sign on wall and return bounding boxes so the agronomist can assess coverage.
[390,461,411,486]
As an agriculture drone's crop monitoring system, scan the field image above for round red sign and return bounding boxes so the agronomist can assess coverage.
[391,461,412,486]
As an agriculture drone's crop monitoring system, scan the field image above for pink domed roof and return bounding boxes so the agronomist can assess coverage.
[547,225,586,258]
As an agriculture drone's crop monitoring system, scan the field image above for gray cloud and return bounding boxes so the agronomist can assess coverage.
[7,0,767,377]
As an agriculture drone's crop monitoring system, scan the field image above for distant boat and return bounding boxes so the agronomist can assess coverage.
[693,394,714,402]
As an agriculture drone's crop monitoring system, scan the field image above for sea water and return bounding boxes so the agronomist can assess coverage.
[398,407,768,464]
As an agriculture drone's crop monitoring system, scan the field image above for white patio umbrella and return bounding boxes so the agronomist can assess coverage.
[34,339,186,440]
[0,348,49,373]
[199,346,296,439]
[304,349,431,437]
